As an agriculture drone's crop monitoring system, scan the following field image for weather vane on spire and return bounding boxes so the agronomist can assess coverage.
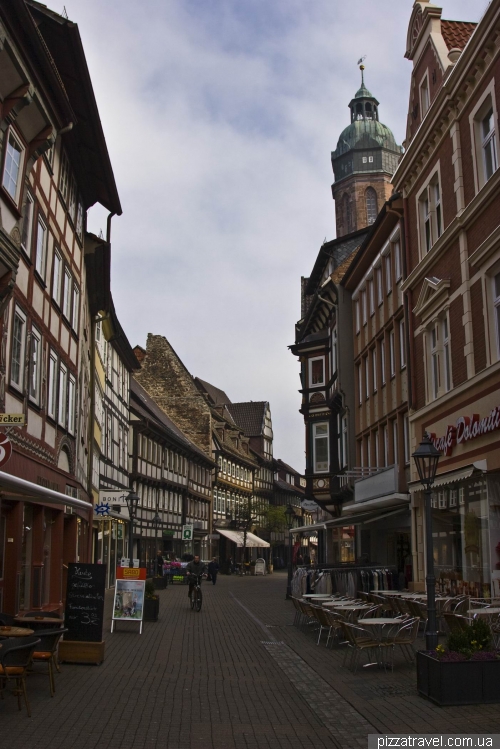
[357,56,367,85]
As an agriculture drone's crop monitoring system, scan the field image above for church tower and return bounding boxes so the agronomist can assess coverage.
[331,67,402,238]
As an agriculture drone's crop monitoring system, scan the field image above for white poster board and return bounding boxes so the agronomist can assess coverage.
[255,558,266,575]
[111,578,145,634]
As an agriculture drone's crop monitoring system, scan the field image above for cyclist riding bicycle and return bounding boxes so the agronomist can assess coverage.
[186,555,206,599]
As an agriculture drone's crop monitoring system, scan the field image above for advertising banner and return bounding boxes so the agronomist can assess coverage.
[111,575,145,634]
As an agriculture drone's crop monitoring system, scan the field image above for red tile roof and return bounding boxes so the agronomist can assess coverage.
[441,20,477,51]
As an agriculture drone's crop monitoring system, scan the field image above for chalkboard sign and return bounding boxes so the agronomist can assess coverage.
[64,563,106,642]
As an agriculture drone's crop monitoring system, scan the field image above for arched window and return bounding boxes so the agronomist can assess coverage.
[365,187,378,224]
[365,103,372,119]
[343,194,351,232]
[356,103,363,120]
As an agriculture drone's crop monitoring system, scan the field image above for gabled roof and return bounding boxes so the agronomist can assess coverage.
[274,458,302,478]
[226,402,267,437]
[130,378,213,465]
[274,478,305,496]
[195,378,231,407]
[441,20,477,51]
[305,229,369,296]
[27,1,121,214]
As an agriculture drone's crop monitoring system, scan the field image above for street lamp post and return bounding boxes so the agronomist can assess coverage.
[152,512,161,577]
[124,490,140,569]
[412,432,441,651]
[285,504,295,600]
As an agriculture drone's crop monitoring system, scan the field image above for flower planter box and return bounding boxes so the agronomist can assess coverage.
[143,597,160,622]
[417,651,500,706]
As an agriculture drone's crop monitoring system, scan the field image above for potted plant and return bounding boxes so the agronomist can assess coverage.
[417,618,500,705]
[143,579,160,622]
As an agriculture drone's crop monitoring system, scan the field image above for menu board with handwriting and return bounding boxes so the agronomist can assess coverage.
[64,563,106,642]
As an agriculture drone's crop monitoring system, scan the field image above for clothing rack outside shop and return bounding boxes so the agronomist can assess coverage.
[292,564,400,599]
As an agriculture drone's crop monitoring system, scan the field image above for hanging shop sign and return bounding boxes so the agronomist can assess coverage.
[0,434,12,468]
[0,413,25,425]
[430,405,500,457]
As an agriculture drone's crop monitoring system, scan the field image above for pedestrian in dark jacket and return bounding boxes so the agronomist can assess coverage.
[207,558,219,585]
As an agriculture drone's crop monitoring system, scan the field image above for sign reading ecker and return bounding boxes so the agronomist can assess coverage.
[0,413,25,425]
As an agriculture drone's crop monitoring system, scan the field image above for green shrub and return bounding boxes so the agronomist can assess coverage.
[448,618,492,657]
[145,579,156,599]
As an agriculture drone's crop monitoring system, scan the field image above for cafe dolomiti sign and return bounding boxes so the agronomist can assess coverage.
[430,405,500,457]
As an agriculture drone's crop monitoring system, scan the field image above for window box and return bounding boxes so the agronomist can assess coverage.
[416,651,500,706]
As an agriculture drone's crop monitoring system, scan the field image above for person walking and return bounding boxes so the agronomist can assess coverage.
[208,557,219,585]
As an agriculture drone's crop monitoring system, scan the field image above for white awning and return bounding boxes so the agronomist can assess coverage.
[217,528,270,548]
[342,493,410,513]
[0,470,92,512]
[408,461,487,494]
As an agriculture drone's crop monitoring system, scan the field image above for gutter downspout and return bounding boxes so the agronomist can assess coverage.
[402,198,416,411]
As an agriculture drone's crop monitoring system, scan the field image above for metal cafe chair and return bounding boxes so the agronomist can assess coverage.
[31,628,68,697]
[443,612,469,635]
[385,617,420,670]
[310,605,334,646]
[339,621,386,672]
[0,635,40,717]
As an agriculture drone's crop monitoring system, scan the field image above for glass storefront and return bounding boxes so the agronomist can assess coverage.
[427,475,500,599]
[94,518,127,588]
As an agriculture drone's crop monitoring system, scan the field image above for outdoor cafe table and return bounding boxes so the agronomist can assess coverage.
[14,616,64,629]
[468,607,500,619]
[302,594,334,600]
[358,618,398,641]
[0,626,35,637]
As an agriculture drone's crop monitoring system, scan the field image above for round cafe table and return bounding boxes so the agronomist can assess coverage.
[468,607,500,619]
[358,618,399,640]
[14,616,63,630]
[302,594,334,600]
[0,626,35,637]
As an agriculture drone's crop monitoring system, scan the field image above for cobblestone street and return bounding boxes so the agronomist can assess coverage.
[2,572,500,749]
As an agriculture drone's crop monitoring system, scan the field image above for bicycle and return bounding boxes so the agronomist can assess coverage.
[189,574,204,612]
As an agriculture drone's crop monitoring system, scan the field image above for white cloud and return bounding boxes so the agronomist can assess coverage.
[64,0,485,470]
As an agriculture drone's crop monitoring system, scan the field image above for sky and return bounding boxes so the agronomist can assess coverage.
[60,0,485,472]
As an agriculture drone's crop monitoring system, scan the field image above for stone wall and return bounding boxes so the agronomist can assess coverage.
[133,334,212,457]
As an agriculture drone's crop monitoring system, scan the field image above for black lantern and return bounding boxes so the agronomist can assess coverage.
[124,490,140,569]
[412,432,441,650]
[412,432,441,488]
[285,503,295,529]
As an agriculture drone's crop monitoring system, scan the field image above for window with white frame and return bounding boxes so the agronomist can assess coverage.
[399,319,406,369]
[10,306,26,391]
[427,316,451,401]
[2,128,24,204]
[367,434,371,468]
[362,289,367,325]
[383,425,388,467]
[419,173,442,255]
[355,300,360,333]
[374,430,380,467]
[380,338,386,385]
[313,422,329,473]
[389,329,395,378]
[494,272,500,358]
[309,357,325,386]
[341,415,348,468]
[72,285,80,333]
[369,279,375,316]
[59,150,71,204]
[357,364,362,404]
[372,348,377,392]
[403,415,410,464]
[471,89,499,190]
[68,375,76,434]
[392,420,398,465]
[58,363,67,427]
[35,216,47,279]
[53,250,62,306]
[394,240,402,282]
[28,327,42,404]
[481,107,498,181]
[63,268,72,320]
[385,254,391,295]
[365,356,369,399]
[47,350,58,420]
[420,74,430,117]
[331,328,337,375]
[376,267,383,305]
[21,192,34,255]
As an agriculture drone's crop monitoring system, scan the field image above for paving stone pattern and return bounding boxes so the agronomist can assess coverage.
[1,572,500,749]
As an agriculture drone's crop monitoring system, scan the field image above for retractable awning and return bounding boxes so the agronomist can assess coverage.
[324,504,410,528]
[217,528,270,548]
[408,460,487,494]
[0,470,92,512]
